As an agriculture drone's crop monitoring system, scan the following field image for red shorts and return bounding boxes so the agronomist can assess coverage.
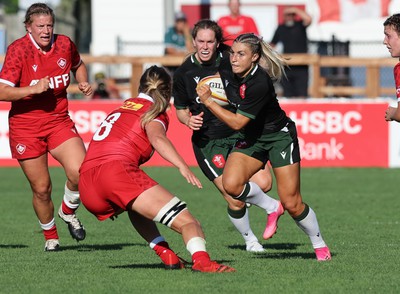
[79,160,158,221]
[9,114,81,160]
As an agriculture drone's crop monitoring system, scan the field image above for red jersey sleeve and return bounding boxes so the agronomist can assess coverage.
[70,40,82,70]
[394,63,400,101]
[153,112,169,132]
[0,41,24,86]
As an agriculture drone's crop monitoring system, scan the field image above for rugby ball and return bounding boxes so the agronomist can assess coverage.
[198,75,229,106]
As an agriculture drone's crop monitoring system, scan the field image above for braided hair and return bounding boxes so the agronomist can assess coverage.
[24,3,55,28]
[138,66,172,127]
[233,33,288,81]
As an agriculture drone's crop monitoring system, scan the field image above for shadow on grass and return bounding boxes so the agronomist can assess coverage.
[110,258,234,270]
[59,242,145,252]
[228,242,330,260]
[0,244,29,249]
[228,242,302,251]
[252,252,317,260]
[110,263,171,270]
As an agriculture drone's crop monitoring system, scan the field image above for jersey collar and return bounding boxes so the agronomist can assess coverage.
[240,64,258,84]
[138,92,154,103]
[28,32,55,51]
[191,52,222,67]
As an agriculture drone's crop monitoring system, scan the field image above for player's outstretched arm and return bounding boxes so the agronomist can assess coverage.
[146,120,202,188]
[176,108,204,130]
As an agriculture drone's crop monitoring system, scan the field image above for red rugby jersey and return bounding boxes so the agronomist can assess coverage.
[218,15,259,46]
[394,62,400,102]
[0,33,81,117]
[80,93,169,172]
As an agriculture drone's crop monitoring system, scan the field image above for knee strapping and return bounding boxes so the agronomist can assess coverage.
[153,196,187,227]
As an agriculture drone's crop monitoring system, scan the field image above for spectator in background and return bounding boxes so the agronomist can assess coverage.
[92,72,109,99]
[383,14,400,122]
[270,6,312,98]
[218,0,259,46]
[92,72,121,100]
[164,11,193,56]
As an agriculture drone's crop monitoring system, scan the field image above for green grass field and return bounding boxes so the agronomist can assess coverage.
[0,166,399,293]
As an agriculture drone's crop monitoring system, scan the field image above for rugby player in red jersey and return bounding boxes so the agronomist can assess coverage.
[0,3,92,251]
[79,65,235,273]
[384,14,400,122]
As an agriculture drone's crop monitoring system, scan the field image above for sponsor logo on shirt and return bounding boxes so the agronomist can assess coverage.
[235,140,248,149]
[29,74,70,89]
[120,101,144,111]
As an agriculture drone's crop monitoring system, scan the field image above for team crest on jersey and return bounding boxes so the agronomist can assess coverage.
[212,154,226,168]
[240,84,246,99]
[396,87,400,97]
[57,58,67,69]
[16,143,26,155]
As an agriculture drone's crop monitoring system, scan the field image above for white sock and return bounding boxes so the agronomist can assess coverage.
[228,208,259,243]
[64,183,80,210]
[39,218,55,230]
[243,182,279,214]
[186,237,206,255]
[295,206,327,249]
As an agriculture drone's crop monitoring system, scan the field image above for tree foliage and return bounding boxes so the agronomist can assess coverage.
[0,0,19,14]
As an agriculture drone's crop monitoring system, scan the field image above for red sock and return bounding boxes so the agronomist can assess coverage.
[43,225,59,240]
[192,251,211,264]
[62,201,75,215]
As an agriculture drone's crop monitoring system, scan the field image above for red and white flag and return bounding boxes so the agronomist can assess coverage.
[317,0,391,23]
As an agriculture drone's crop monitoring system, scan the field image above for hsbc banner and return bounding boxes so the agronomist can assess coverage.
[0,99,398,167]
[282,100,390,167]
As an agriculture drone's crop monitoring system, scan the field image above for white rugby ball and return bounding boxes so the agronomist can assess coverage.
[198,75,229,106]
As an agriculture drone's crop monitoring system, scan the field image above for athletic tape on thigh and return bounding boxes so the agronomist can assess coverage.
[153,196,187,227]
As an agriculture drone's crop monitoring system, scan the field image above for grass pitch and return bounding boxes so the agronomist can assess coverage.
[0,166,399,293]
